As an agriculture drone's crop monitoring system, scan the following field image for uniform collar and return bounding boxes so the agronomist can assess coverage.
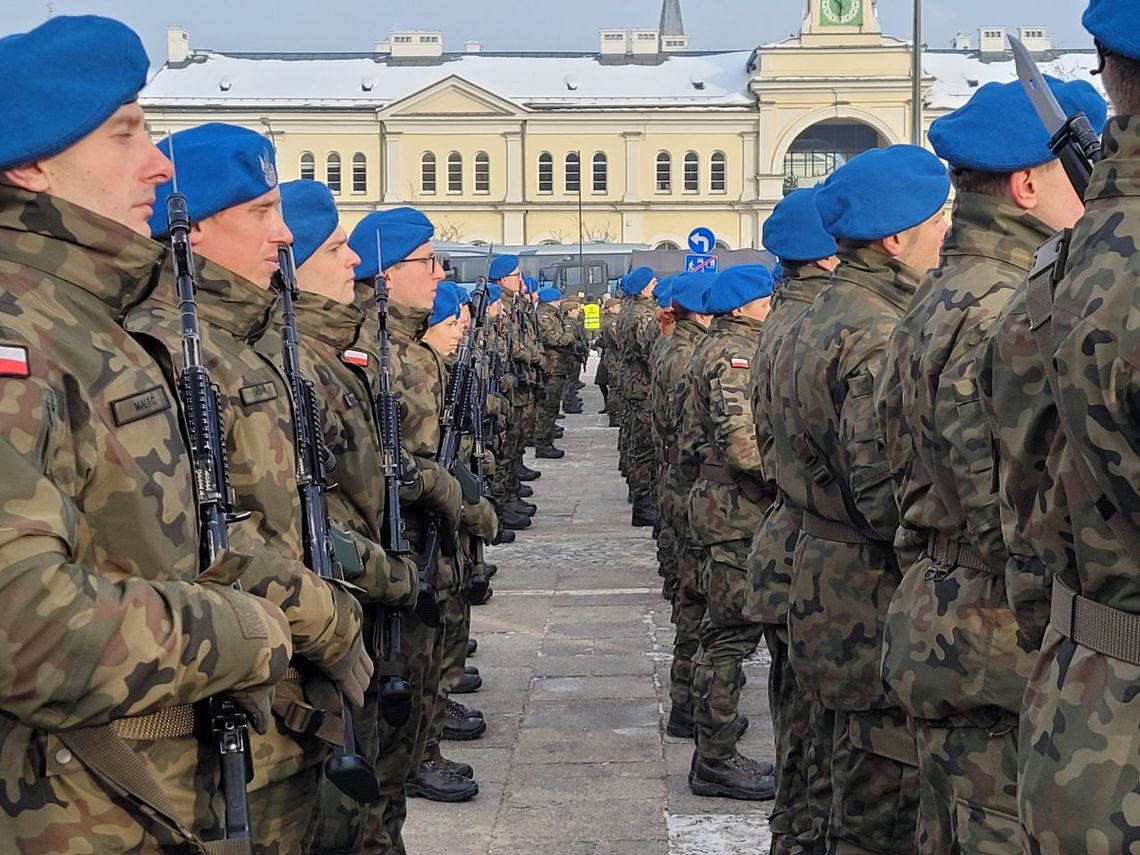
[674,318,706,343]
[831,244,922,312]
[941,192,1054,272]
[0,185,166,318]
[711,313,764,335]
[293,290,363,350]
[775,263,830,308]
[1087,116,1140,202]
[151,254,277,341]
[388,299,431,340]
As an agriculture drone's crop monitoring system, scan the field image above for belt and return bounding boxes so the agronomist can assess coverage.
[698,462,767,504]
[109,666,304,741]
[801,510,873,546]
[1050,577,1140,667]
[927,531,989,572]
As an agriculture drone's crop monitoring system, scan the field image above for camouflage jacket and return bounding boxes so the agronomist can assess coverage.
[256,292,416,608]
[600,313,621,385]
[499,290,540,403]
[772,244,918,710]
[0,189,291,847]
[678,314,769,548]
[875,193,1050,720]
[653,319,705,531]
[745,263,831,625]
[616,295,656,401]
[536,302,574,376]
[127,258,364,782]
[649,327,678,463]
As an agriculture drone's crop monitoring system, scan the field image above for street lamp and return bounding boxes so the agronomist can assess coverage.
[911,0,923,145]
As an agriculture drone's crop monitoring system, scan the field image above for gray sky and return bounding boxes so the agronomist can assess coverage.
[2,1,1093,61]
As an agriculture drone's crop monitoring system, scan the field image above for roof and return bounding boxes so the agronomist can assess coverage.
[922,49,1105,110]
[141,50,756,111]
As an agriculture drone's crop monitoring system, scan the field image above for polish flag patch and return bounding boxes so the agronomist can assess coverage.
[0,344,29,377]
[343,349,369,367]
[730,357,750,369]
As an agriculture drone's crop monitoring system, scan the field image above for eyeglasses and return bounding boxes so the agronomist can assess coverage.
[399,254,441,272]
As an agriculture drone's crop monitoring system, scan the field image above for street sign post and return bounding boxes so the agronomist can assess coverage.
[687,227,716,255]
[684,253,718,274]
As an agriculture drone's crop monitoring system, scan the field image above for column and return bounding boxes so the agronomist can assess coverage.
[622,131,643,203]
[503,129,523,204]
[382,127,402,204]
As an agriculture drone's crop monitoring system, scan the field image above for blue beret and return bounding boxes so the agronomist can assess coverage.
[622,266,656,295]
[429,282,464,326]
[654,279,674,309]
[489,255,520,281]
[0,16,149,170]
[280,180,339,268]
[1084,1,1140,61]
[815,146,950,241]
[929,78,1107,172]
[349,207,435,280]
[523,275,540,294]
[487,283,502,305]
[670,271,716,312]
[538,287,562,303]
[151,123,278,239]
[763,188,837,262]
[703,265,774,315]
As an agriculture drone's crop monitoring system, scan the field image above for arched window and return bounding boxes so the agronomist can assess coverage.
[421,152,437,194]
[654,240,680,250]
[299,152,315,181]
[683,151,699,192]
[565,152,581,193]
[474,152,490,194]
[592,152,608,193]
[447,152,463,193]
[715,239,731,250]
[351,153,367,193]
[784,121,881,188]
[710,152,727,193]
[655,152,672,193]
[326,152,341,194]
[538,152,553,194]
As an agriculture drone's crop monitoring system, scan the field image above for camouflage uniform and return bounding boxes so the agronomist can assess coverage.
[770,245,920,854]
[496,290,540,500]
[616,295,658,510]
[600,310,622,428]
[126,257,368,853]
[747,262,832,853]
[561,318,587,408]
[257,292,418,854]
[678,314,770,762]
[649,325,680,595]
[0,187,293,853]
[996,116,1140,852]
[534,301,574,446]
[874,193,1048,853]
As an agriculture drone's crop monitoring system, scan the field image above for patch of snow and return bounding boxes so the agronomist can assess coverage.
[667,812,773,855]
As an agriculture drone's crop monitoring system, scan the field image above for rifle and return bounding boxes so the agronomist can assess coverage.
[368,234,415,728]
[1009,35,1102,198]
[166,152,254,844]
[465,321,492,603]
[274,246,380,804]
[414,276,491,627]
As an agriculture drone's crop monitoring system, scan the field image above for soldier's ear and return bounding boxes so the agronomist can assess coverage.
[189,220,208,247]
[2,162,51,194]
[1008,168,1040,213]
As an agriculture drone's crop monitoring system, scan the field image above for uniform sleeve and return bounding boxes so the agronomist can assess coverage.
[676,366,702,483]
[710,356,763,475]
[538,312,574,348]
[0,374,291,730]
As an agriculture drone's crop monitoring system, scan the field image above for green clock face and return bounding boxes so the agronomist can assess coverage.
[820,0,864,26]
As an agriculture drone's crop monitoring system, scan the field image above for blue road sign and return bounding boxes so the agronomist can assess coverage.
[684,253,719,274]
[688,227,716,255]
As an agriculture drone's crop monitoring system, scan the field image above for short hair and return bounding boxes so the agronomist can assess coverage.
[1102,52,1140,116]
[950,168,1013,198]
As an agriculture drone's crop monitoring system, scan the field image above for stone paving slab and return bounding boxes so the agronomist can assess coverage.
[402,373,774,854]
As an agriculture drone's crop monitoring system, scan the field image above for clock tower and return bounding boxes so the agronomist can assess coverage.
[800,0,882,44]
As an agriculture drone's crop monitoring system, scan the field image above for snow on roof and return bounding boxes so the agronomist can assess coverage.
[141,50,756,110]
[923,50,1105,111]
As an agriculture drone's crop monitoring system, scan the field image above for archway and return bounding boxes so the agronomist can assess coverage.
[782,120,885,190]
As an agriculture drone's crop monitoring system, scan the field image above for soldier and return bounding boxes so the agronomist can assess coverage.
[648,276,678,601]
[678,265,777,800]
[274,180,430,852]
[560,298,587,415]
[746,188,838,853]
[127,123,373,851]
[533,287,573,458]
[986,4,1140,848]
[770,146,949,853]
[0,17,295,852]
[615,266,659,526]
[598,297,622,426]
[875,80,1102,853]
[347,208,471,843]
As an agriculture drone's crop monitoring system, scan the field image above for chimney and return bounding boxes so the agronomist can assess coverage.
[386,31,444,59]
[978,26,1007,58]
[374,39,391,54]
[465,40,483,53]
[600,30,628,56]
[630,28,660,56]
[167,26,190,64]
[952,32,971,51]
[661,35,689,52]
[1017,26,1053,56]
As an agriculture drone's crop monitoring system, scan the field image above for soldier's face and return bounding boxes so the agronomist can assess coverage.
[892,211,948,275]
[1021,161,1087,232]
[191,187,293,289]
[385,241,444,309]
[295,226,361,305]
[423,314,463,355]
[8,103,173,236]
[498,271,522,293]
[736,295,772,323]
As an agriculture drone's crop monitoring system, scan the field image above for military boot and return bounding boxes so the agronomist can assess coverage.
[492,527,516,544]
[517,463,542,481]
[448,698,483,721]
[452,668,482,694]
[631,502,657,527]
[470,584,493,606]
[442,701,487,741]
[564,401,583,414]
[689,751,775,801]
[553,426,565,438]
[507,498,537,517]
[485,563,498,578]
[535,445,565,459]
[423,744,474,779]
[467,637,478,657]
[518,483,534,498]
[406,757,479,802]
[499,509,532,531]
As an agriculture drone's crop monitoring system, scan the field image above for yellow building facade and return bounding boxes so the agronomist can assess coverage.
[141,0,1101,250]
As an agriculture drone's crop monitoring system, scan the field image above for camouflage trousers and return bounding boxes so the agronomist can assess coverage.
[562,368,583,404]
[669,541,707,713]
[655,462,682,592]
[764,623,816,855]
[914,718,1019,855]
[534,373,568,446]
[691,539,764,760]
[499,395,534,501]
[828,707,919,855]
[623,398,655,506]
[425,584,471,757]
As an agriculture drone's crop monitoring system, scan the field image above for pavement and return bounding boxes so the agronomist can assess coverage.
[403,369,776,854]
